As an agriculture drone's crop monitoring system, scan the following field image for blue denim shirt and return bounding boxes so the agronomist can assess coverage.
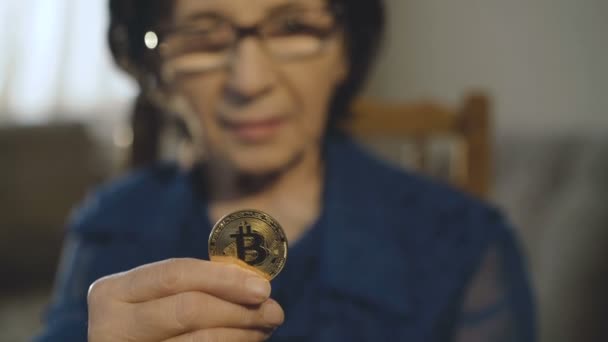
[36,134,535,341]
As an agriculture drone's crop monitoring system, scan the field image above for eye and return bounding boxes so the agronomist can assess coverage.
[282,18,311,33]
[163,19,235,55]
[266,11,334,38]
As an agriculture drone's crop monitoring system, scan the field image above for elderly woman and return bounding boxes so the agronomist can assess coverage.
[37,0,534,341]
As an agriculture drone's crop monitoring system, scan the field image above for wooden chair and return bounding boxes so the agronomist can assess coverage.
[344,93,491,198]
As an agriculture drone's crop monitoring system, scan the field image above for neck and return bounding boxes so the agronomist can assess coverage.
[203,145,324,242]
[207,148,322,202]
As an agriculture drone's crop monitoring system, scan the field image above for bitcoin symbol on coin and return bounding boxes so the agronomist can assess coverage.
[209,210,288,280]
[230,222,268,265]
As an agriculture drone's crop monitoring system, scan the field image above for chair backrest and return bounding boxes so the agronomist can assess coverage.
[344,93,491,198]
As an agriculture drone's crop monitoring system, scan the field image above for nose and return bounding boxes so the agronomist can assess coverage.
[224,37,276,105]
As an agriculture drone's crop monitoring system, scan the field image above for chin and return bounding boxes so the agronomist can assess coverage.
[228,146,299,177]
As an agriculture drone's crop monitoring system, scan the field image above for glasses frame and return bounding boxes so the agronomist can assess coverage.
[146,5,344,75]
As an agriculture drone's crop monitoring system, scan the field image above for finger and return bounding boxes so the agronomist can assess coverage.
[163,328,271,342]
[116,258,271,305]
[128,293,284,340]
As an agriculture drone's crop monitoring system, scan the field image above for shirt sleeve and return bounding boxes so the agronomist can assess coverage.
[452,227,536,342]
[33,234,92,341]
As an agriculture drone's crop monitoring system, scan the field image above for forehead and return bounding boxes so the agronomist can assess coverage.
[174,0,328,23]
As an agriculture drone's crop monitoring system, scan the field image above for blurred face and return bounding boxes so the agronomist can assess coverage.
[160,0,348,175]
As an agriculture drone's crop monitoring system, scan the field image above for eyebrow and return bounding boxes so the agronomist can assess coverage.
[180,11,227,24]
[179,1,325,24]
[266,2,322,16]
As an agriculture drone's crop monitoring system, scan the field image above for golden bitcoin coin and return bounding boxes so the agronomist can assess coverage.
[208,210,288,280]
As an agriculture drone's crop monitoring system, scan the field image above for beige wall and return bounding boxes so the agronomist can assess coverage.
[365,0,608,137]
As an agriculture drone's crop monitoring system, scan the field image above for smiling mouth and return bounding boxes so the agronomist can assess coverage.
[219,116,286,142]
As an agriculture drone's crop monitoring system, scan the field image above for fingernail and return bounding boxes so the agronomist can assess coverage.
[262,301,284,326]
[246,276,270,300]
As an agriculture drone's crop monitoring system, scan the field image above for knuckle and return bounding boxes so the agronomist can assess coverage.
[190,329,231,342]
[221,264,248,289]
[276,304,285,325]
[194,330,217,342]
[174,292,204,330]
[157,258,186,291]
[261,300,284,326]
[239,306,259,327]
[252,330,271,342]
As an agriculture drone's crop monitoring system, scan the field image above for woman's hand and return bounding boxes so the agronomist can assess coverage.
[87,258,284,341]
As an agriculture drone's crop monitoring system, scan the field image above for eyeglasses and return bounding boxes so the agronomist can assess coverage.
[145,7,342,77]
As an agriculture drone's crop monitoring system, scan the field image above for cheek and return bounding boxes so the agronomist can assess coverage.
[284,53,346,137]
[176,73,226,131]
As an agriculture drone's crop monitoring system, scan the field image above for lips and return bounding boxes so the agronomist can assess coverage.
[219,116,286,142]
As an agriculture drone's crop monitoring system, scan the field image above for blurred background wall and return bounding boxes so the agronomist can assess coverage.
[365,1,608,341]
[0,0,606,341]
[366,0,608,137]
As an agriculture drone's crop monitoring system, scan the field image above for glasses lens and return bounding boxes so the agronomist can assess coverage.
[263,10,336,59]
[162,52,228,77]
[160,18,234,73]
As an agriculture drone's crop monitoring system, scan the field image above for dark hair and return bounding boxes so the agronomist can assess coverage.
[108,0,385,167]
